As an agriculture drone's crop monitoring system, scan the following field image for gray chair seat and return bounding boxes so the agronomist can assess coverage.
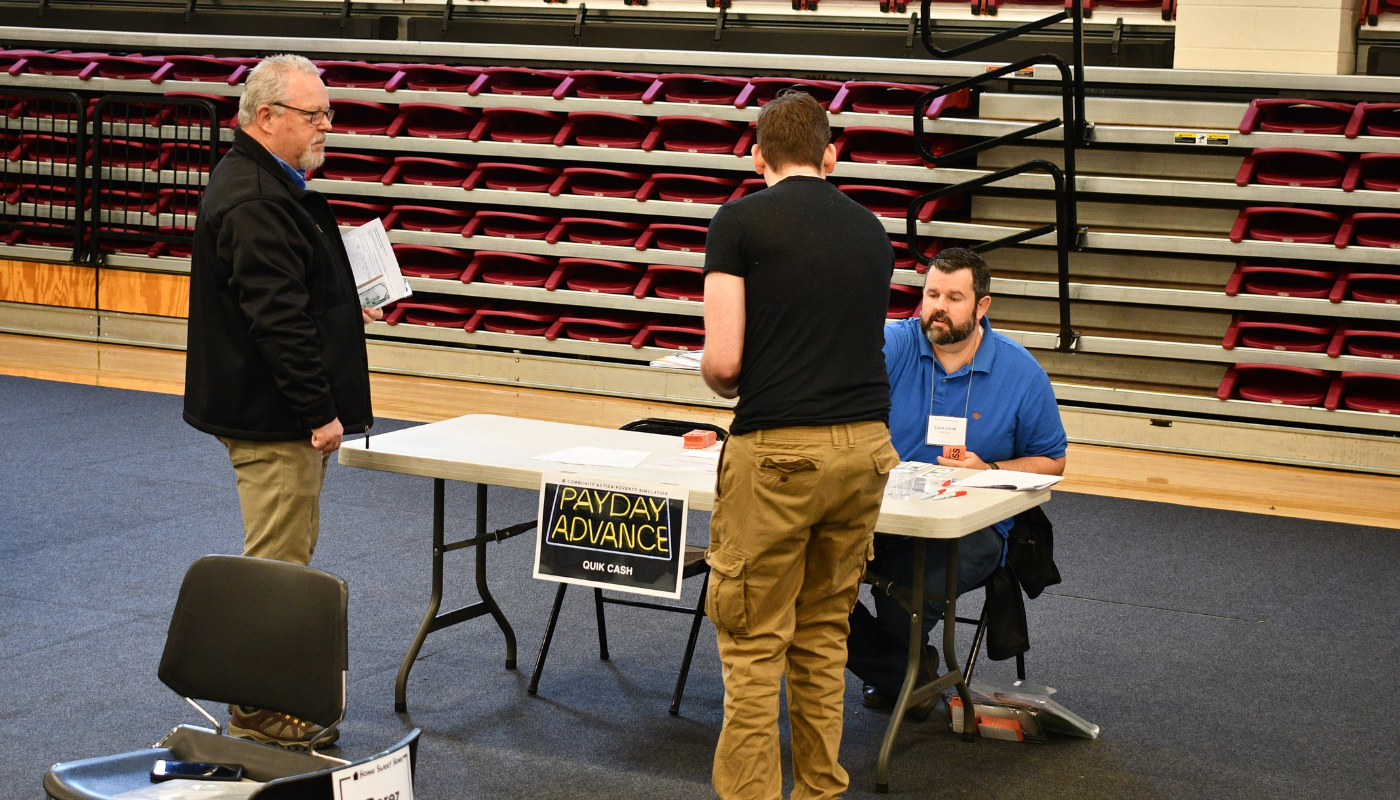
[45,725,343,800]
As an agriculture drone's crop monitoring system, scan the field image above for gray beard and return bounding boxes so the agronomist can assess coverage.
[922,313,977,346]
[296,143,325,172]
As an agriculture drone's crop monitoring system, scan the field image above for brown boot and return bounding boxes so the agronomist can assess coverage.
[228,706,339,750]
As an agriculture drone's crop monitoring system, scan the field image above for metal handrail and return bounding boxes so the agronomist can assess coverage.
[909,0,1085,354]
[906,159,1078,353]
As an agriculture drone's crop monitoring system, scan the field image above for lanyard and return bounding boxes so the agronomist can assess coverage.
[929,327,977,422]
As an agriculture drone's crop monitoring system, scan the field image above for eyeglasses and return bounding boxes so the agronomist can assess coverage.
[272,102,335,125]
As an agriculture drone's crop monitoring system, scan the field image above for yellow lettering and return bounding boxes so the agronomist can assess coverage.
[630,495,652,520]
[654,524,670,557]
[619,521,636,551]
[559,487,577,508]
[637,525,655,551]
[569,515,590,543]
[648,497,668,520]
[550,514,569,543]
[600,521,618,549]
[572,490,594,514]
[609,492,631,519]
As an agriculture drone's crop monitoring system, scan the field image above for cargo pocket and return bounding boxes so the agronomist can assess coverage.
[756,453,820,489]
[704,547,749,635]
[872,441,901,475]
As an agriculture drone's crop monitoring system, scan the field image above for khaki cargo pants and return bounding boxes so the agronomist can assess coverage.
[706,420,899,800]
[219,437,330,566]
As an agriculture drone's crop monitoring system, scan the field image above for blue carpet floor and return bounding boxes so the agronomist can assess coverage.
[2,374,1397,799]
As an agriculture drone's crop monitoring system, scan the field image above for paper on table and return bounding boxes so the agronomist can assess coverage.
[651,454,720,473]
[531,446,651,469]
[954,469,1063,491]
[341,218,411,309]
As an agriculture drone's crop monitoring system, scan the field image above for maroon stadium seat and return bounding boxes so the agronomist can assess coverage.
[392,244,472,280]
[555,112,658,149]
[632,320,706,350]
[462,210,558,239]
[469,107,566,144]
[734,77,845,109]
[1220,314,1334,352]
[1329,269,1400,304]
[546,310,651,343]
[636,173,740,204]
[7,183,85,207]
[1324,371,1400,413]
[544,217,647,247]
[892,237,949,273]
[1238,99,1355,135]
[315,60,407,91]
[833,127,963,166]
[146,187,201,217]
[465,303,560,335]
[464,162,560,192]
[548,167,649,198]
[462,251,558,287]
[93,55,175,82]
[90,99,165,125]
[888,284,923,319]
[1227,207,1344,244]
[327,200,390,227]
[307,152,393,182]
[7,134,82,164]
[642,74,751,105]
[161,93,239,129]
[546,258,646,294]
[158,141,229,172]
[328,100,403,136]
[380,156,474,187]
[635,223,708,252]
[1342,153,1400,192]
[643,116,754,156]
[1327,321,1400,359]
[388,103,480,139]
[98,227,159,255]
[384,298,482,327]
[397,64,482,93]
[634,264,705,301]
[1335,212,1400,248]
[554,70,658,101]
[1216,363,1334,406]
[382,204,474,233]
[1345,102,1400,139]
[93,138,165,170]
[469,67,571,97]
[829,81,971,119]
[837,184,961,222]
[1233,149,1349,188]
[162,55,251,85]
[8,52,101,79]
[1225,263,1337,298]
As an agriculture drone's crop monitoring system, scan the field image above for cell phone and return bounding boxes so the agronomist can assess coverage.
[150,760,245,783]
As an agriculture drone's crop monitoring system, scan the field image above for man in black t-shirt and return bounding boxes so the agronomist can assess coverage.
[701,91,901,800]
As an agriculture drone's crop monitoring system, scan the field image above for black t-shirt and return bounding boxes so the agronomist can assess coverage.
[704,175,893,436]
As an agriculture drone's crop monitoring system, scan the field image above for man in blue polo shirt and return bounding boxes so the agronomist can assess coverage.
[846,247,1067,717]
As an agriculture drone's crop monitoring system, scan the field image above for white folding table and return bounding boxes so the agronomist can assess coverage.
[339,413,1050,792]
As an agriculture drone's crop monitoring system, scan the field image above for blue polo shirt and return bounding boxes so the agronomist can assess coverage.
[884,315,1067,539]
[271,153,307,190]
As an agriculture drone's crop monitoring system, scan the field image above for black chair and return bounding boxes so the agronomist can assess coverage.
[529,418,729,716]
[44,555,419,800]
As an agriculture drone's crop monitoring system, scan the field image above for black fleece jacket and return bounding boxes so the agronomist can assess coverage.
[183,129,372,441]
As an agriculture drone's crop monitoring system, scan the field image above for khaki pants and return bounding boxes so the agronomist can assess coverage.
[219,437,330,566]
[706,421,899,800]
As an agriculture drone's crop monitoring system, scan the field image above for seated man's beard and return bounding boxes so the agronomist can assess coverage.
[922,311,976,346]
[296,138,326,171]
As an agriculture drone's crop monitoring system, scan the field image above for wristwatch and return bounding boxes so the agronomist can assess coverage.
[988,462,1001,470]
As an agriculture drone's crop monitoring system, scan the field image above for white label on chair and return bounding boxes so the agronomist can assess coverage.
[331,745,412,800]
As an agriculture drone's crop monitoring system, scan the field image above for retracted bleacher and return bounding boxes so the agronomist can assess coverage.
[1,10,1398,474]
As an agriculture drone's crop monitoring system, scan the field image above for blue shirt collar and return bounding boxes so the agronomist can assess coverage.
[270,152,307,190]
[918,315,998,377]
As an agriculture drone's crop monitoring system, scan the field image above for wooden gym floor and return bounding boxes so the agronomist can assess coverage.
[3,332,1397,530]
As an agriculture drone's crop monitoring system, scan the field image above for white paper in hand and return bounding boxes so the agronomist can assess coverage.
[330,745,413,800]
[341,218,411,309]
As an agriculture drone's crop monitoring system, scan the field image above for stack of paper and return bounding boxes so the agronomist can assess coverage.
[342,218,411,309]
[650,350,703,370]
[531,446,651,469]
[954,469,1063,491]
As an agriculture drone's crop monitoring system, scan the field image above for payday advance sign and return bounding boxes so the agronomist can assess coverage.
[534,473,689,599]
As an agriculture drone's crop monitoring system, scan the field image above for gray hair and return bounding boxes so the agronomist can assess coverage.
[237,54,321,128]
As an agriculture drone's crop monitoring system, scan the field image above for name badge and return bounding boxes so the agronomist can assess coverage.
[926,415,967,447]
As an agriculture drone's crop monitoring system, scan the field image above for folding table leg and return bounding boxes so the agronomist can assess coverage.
[529,582,570,694]
[477,483,518,669]
[395,479,448,713]
[943,538,976,744]
[594,588,610,661]
[669,577,708,716]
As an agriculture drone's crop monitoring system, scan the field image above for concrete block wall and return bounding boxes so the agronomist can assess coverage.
[1174,0,1361,75]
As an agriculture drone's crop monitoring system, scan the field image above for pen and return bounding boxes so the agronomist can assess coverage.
[919,490,967,501]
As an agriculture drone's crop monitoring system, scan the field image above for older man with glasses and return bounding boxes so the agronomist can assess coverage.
[183,53,379,749]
